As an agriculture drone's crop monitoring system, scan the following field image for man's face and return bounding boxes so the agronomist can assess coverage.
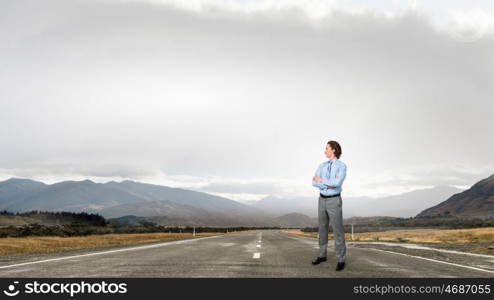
[325,144,335,158]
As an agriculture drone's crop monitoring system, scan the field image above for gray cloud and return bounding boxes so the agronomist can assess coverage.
[190,179,307,197]
[358,165,491,190]
[0,0,493,198]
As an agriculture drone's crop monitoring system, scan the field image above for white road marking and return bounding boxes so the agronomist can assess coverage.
[0,235,224,270]
[350,242,494,258]
[366,247,494,274]
[284,231,494,274]
[287,232,494,259]
[254,232,262,255]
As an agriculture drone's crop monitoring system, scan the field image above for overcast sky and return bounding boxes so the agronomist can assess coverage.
[1,0,493,203]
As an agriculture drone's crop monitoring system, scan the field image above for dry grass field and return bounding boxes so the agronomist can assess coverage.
[0,232,224,256]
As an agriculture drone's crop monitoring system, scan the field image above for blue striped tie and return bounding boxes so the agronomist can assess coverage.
[327,161,332,179]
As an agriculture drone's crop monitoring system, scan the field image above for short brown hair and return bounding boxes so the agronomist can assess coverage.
[327,140,342,158]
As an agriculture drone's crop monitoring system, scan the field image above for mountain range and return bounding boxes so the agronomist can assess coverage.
[1,173,493,227]
[252,186,463,218]
[416,174,494,218]
[0,178,270,226]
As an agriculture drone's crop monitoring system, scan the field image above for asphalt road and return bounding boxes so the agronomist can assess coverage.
[0,230,492,277]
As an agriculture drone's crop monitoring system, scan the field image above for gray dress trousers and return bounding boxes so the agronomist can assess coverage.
[318,195,346,262]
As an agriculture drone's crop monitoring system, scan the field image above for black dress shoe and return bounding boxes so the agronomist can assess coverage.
[311,257,327,265]
[336,261,345,271]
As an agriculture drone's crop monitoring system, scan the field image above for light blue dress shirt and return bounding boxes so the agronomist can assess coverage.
[312,158,347,196]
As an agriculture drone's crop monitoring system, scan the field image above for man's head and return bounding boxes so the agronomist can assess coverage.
[325,140,342,159]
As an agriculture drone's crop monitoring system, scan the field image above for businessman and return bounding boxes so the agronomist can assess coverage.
[311,140,347,271]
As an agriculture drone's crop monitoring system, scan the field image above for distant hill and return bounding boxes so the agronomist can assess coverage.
[0,211,106,227]
[271,213,317,228]
[0,178,47,210]
[251,186,462,218]
[417,174,494,218]
[343,186,463,218]
[99,200,209,219]
[104,180,263,217]
[251,195,317,217]
[0,178,271,226]
[103,200,274,227]
[343,216,400,225]
[1,179,142,212]
[106,215,152,227]
[108,212,317,228]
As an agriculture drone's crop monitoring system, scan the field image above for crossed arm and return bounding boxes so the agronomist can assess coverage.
[312,163,347,190]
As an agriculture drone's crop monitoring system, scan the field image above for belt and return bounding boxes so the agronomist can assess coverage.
[320,193,341,198]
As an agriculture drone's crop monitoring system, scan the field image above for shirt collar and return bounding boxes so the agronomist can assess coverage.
[328,158,337,163]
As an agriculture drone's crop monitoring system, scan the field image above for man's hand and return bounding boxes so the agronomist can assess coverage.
[313,175,322,182]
